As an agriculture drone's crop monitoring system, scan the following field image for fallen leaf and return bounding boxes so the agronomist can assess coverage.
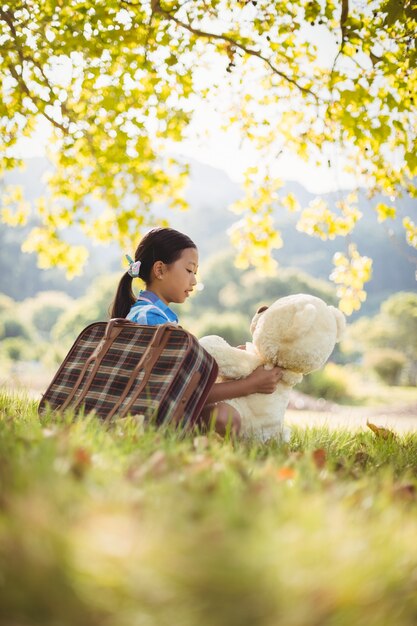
[74,447,91,464]
[276,467,296,481]
[71,447,92,478]
[366,422,397,440]
[392,483,416,502]
[312,448,327,469]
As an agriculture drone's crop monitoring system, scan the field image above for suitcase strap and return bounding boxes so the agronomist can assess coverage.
[59,319,126,413]
[170,370,202,427]
[104,324,175,422]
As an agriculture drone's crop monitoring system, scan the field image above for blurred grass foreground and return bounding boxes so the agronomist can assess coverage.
[1,391,417,626]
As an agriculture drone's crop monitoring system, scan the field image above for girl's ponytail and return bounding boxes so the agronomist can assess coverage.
[110,272,136,318]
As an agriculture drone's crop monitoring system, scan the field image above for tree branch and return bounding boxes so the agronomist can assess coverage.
[6,63,69,133]
[340,0,349,47]
[121,0,318,100]
[329,0,350,82]
[0,8,71,134]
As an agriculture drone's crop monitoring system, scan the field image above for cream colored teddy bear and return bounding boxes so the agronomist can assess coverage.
[200,294,346,441]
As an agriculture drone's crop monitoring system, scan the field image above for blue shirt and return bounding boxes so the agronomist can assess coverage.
[126,290,178,326]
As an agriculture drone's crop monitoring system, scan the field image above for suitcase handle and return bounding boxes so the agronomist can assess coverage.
[106,318,178,347]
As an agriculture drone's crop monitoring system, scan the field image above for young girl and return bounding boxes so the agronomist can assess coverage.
[111,227,283,436]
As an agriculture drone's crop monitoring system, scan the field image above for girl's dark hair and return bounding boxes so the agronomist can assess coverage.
[111,227,196,318]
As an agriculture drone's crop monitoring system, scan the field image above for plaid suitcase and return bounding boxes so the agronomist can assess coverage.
[38,319,218,429]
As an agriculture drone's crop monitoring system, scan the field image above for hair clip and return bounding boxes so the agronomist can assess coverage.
[125,254,141,278]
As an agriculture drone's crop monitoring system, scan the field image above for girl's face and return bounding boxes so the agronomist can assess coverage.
[156,247,199,304]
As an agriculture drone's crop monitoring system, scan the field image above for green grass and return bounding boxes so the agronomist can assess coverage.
[1,391,417,626]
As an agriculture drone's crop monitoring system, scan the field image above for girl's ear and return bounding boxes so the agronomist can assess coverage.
[152,261,165,279]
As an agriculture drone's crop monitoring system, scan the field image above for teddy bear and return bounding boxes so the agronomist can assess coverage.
[199,294,346,442]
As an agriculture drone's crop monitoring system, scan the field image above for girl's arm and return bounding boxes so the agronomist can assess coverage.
[205,365,283,404]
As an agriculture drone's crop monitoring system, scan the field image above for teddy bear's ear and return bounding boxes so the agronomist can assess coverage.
[250,305,269,335]
[328,306,346,341]
[289,303,318,336]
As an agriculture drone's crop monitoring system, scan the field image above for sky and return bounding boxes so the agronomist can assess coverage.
[176,106,356,193]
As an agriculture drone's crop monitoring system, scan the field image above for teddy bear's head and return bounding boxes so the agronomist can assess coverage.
[250,294,346,374]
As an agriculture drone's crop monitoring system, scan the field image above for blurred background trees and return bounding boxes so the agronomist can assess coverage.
[343,292,417,386]
[1,241,415,401]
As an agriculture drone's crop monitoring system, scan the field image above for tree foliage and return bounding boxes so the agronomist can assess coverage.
[1,0,416,314]
[51,273,119,343]
[23,290,74,338]
[345,291,417,385]
[297,362,350,402]
[364,348,407,386]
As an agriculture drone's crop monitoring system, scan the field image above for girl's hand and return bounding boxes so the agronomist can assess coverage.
[246,365,283,394]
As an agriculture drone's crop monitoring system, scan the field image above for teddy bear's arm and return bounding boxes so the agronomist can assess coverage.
[199,335,260,378]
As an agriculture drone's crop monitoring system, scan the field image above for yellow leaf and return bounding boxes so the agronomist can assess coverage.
[281,192,300,213]
[1,202,30,226]
[330,244,372,315]
[375,202,396,222]
[403,217,417,248]
[366,422,397,440]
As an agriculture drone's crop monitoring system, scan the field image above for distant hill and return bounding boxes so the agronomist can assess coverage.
[1,157,416,315]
